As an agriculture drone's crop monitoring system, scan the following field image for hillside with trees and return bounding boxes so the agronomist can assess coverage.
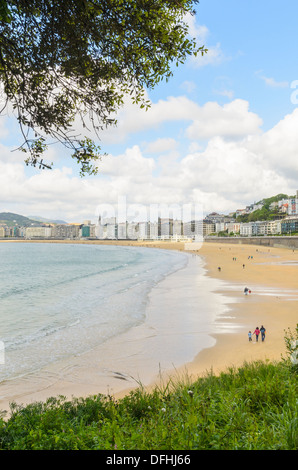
[0,212,42,227]
[236,194,293,223]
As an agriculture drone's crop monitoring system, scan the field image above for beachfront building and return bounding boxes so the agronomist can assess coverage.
[183,220,195,238]
[117,222,127,239]
[54,224,81,239]
[106,223,117,239]
[148,221,159,239]
[281,217,298,234]
[215,222,229,233]
[81,225,90,237]
[173,219,183,237]
[126,222,139,239]
[183,220,213,239]
[240,222,262,237]
[226,222,241,234]
[25,226,52,238]
[52,224,81,239]
[138,221,150,239]
[239,220,282,236]
[201,220,216,237]
[159,218,173,238]
[265,220,282,235]
[80,221,96,239]
[96,216,117,239]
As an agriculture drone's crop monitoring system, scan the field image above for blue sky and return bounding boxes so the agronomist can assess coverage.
[1,0,298,223]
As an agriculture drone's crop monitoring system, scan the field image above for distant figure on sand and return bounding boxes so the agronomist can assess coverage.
[253,327,260,342]
[248,331,252,342]
[260,325,266,342]
[244,287,249,295]
[218,267,221,272]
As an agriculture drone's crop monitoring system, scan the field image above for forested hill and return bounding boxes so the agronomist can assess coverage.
[0,212,43,227]
[236,193,294,223]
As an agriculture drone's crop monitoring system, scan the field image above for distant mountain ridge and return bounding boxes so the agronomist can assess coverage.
[27,215,67,224]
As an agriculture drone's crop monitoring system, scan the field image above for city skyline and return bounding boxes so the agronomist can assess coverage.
[2,189,298,240]
[1,1,298,222]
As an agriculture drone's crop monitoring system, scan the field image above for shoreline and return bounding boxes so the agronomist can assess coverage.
[176,241,298,382]
[0,239,297,412]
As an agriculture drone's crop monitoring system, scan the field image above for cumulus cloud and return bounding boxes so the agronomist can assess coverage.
[99,96,263,145]
[0,93,298,221]
[143,138,178,154]
[186,99,263,140]
[184,13,226,68]
[247,108,298,180]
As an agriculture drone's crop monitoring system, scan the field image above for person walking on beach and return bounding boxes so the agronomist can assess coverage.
[244,287,249,295]
[260,325,266,342]
[253,327,260,342]
[248,331,252,342]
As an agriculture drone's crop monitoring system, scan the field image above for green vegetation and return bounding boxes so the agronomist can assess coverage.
[236,193,292,223]
[0,1,206,175]
[0,212,42,227]
[0,327,297,450]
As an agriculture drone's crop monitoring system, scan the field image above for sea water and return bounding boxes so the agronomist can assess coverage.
[0,242,188,383]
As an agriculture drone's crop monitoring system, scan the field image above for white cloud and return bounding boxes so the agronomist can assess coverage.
[180,80,197,94]
[97,96,263,146]
[186,99,263,140]
[256,72,289,88]
[143,138,178,154]
[247,108,298,180]
[192,42,226,68]
[184,12,209,43]
[1,96,298,220]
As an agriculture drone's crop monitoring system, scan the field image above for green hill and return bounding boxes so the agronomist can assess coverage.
[237,193,293,223]
[0,212,43,227]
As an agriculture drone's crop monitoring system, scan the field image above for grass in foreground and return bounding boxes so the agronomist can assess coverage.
[0,358,297,450]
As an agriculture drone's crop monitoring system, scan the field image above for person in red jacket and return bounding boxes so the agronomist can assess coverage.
[253,327,260,342]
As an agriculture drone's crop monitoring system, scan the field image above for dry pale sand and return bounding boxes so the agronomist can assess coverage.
[0,239,297,412]
[176,241,298,382]
[114,240,298,392]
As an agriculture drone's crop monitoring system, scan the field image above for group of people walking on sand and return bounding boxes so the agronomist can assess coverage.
[248,325,266,343]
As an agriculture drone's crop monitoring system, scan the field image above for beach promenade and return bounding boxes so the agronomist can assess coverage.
[0,239,297,411]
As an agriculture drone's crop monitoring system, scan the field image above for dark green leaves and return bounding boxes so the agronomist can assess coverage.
[0,0,206,175]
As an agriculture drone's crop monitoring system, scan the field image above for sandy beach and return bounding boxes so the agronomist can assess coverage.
[0,239,297,412]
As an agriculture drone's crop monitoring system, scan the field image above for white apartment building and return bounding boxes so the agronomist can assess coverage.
[138,222,150,239]
[148,222,158,239]
[183,220,213,239]
[106,224,117,239]
[173,219,183,237]
[226,222,241,234]
[159,218,173,238]
[127,222,138,239]
[117,222,127,239]
[25,226,52,238]
[240,220,282,236]
[215,222,229,233]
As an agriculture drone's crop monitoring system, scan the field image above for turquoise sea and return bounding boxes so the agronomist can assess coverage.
[0,242,188,383]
